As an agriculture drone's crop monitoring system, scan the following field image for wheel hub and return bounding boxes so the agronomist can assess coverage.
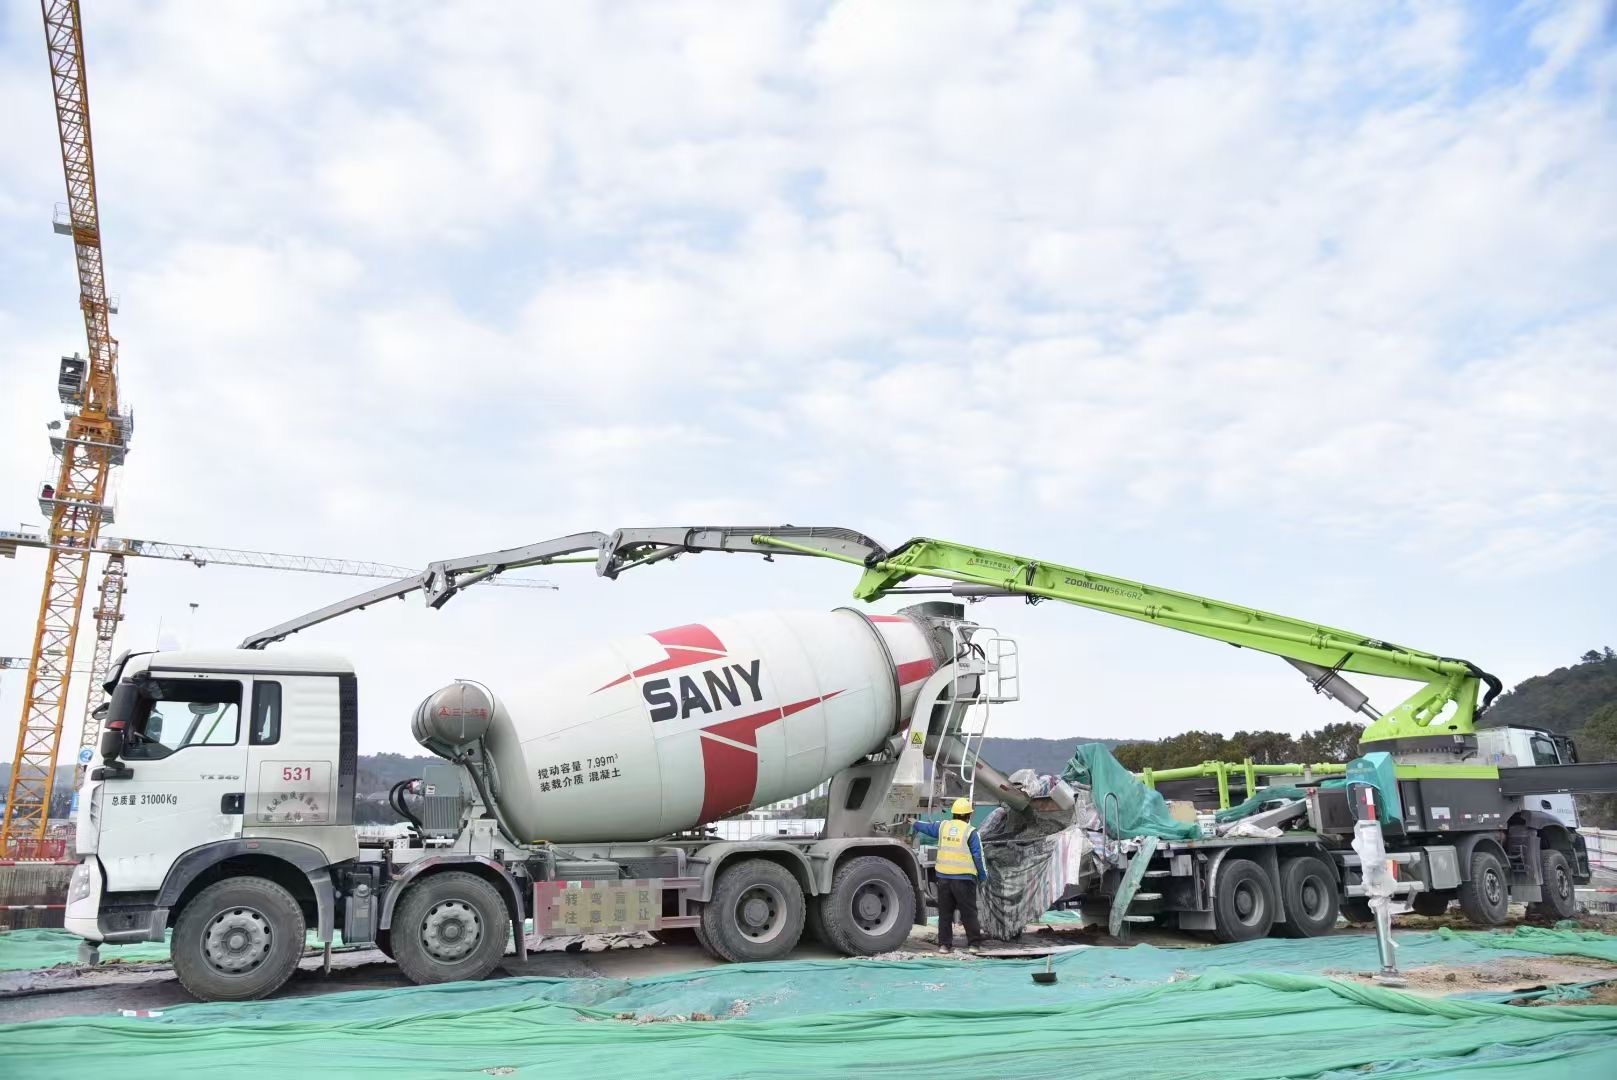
[851,880,898,934]
[203,907,271,975]
[1484,870,1503,905]
[735,884,785,942]
[1299,876,1326,918]
[1235,886,1256,920]
[422,899,482,962]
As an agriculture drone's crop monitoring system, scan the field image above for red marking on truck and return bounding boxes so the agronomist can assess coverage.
[868,615,909,623]
[696,691,844,822]
[895,658,935,685]
[595,624,728,692]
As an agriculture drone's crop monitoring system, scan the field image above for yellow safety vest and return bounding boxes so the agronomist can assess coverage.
[936,819,978,878]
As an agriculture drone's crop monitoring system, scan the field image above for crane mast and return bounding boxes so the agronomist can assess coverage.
[2,0,128,853]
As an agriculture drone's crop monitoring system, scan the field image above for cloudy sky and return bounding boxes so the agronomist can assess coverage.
[2,1,1614,765]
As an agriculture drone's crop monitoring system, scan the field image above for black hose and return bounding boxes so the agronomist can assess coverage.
[389,779,424,832]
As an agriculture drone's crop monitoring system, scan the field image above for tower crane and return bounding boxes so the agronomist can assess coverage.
[4,0,127,854]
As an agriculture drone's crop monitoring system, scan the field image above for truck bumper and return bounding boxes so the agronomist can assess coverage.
[62,858,168,944]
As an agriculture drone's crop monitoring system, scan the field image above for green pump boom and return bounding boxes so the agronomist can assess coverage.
[747,533,1502,747]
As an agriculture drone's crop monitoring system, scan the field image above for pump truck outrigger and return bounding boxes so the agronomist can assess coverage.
[68,525,1617,1000]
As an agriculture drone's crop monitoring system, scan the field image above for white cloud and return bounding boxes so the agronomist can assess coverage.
[1,1,1614,768]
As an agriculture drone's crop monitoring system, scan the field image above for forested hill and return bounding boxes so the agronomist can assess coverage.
[978,736,1121,776]
[1480,648,1617,733]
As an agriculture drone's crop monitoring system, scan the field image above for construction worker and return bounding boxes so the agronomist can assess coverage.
[913,797,986,953]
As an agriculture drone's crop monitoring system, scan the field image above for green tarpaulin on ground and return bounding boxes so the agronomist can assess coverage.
[5,926,1616,1078]
[1438,924,1617,963]
[6,968,1616,1079]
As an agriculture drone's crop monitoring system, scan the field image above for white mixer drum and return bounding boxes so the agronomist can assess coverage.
[477,609,940,843]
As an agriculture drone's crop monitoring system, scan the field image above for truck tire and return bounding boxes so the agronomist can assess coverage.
[1276,855,1338,938]
[1213,858,1276,943]
[1457,848,1510,926]
[1410,892,1450,916]
[172,876,306,1001]
[803,895,830,946]
[1528,849,1577,920]
[390,872,510,985]
[698,858,804,963]
[818,855,915,956]
[1340,897,1373,925]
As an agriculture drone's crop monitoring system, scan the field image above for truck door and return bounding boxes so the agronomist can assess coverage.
[98,673,248,892]
[1525,732,1579,828]
[244,674,344,828]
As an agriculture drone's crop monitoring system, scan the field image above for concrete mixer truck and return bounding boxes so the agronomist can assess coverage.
[66,598,1025,1001]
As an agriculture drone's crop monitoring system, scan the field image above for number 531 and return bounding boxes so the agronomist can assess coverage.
[281,766,312,782]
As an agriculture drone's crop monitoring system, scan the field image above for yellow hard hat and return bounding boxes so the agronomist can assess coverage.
[950,797,973,816]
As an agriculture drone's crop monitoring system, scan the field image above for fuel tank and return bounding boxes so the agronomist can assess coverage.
[420,609,944,844]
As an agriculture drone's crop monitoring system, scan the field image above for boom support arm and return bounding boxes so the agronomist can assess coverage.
[239,525,886,648]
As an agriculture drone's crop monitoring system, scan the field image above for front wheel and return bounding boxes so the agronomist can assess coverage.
[390,872,510,985]
[172,876,306,1001]
[1457,849,1511,926]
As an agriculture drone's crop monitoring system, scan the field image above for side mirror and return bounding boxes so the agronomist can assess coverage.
[93,722,134,781]
[99,722,125,762]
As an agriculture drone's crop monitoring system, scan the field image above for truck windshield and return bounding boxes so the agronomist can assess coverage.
[1529,735,1560,766]
[114,676,244,759]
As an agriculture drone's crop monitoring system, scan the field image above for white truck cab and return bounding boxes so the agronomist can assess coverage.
[68,648,357,957]
[1473,725,1580,828]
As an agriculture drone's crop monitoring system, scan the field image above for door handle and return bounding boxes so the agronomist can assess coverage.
[221,793,244,814]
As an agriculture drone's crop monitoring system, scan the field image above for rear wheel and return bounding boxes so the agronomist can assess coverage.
[1527,849,1576,920]
[803,894,830,946]
[1213,858,1276,943]
[1340,897,1374,925]
[698,859,804,963]
[1410,892,1451,917]
[390,872,509,985]
[1457,849,1510,926]
[1276,855,1338,938]
[172,876,306,1002]
[819,856,915,956]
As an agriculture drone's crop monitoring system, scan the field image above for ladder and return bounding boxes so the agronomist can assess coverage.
[1107,835,1164,938]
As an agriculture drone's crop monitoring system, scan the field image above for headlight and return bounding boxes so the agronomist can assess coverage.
[69,861,95,902]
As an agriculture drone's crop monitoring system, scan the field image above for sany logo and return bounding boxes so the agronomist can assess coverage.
[643,659,764,723]
[594,622,842,821]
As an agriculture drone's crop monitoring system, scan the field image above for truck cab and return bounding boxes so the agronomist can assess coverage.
[68,649,357,958]
[1473,725,1580,828]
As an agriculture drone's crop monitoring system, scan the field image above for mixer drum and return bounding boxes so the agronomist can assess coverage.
[463,609,941,844]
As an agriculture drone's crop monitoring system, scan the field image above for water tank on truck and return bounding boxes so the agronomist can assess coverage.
[412,608,948,843]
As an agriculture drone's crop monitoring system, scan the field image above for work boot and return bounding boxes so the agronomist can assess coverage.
[938,944,954,954]
[965,943,981,954]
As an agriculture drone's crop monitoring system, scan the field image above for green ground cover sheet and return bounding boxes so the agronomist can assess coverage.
[4,927,1616,1077]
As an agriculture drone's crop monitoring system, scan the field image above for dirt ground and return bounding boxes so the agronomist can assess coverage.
[1326,953,1617,1000]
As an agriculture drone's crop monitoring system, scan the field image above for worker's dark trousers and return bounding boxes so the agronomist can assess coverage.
[935,876,982,947]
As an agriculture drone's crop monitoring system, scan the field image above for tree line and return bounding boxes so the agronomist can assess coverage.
[1110,722,1366,771]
